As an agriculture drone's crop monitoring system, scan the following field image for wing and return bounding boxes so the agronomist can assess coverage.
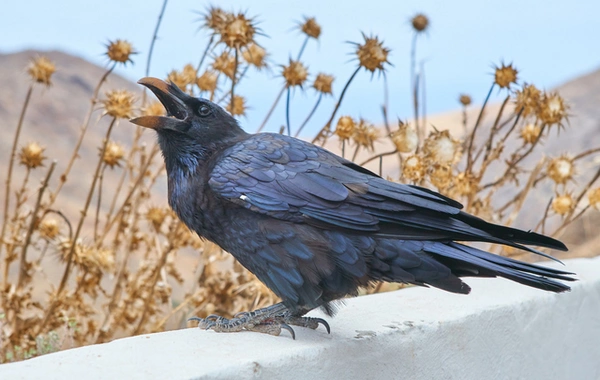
[209,134,471,237]
[209,133,566,253]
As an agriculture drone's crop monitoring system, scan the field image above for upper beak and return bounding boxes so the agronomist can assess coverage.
[130,77,189,130]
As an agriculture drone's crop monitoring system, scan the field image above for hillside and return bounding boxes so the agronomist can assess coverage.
[0,50,161,218]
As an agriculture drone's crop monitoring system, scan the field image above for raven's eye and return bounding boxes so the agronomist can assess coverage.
[198,104,211,117]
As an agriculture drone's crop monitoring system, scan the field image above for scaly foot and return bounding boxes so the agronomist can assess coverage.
[188,303,330,339]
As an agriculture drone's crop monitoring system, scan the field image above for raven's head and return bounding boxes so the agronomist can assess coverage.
[130,77,245,148]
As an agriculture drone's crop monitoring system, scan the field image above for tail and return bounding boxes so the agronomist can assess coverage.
[456,211,568,251]
[423,240,575,294]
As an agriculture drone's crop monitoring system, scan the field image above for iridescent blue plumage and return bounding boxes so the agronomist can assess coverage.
[131,77,574,338]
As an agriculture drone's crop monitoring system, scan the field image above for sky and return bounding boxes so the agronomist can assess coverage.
[1,0,599,135]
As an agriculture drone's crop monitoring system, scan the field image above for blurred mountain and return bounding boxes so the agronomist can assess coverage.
[0,50,161,218]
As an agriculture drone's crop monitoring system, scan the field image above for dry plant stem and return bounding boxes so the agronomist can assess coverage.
[209,72,221,102]
[102,145,153,240]
[352,145,361,162]
[93,164,107,241]
[39,117,117,334]
[466,83,495,172]
[294,93,322,137]
[420,60,427,131]
[196,34,216,72]
[482,124,547,190]
[342,139,346,158]
[573,147,600,161]
[133,235,173,335]
[257,36,313,133]
[475,95,510,165]
[172,248,212,328]
[382,72,391,135]
[73,267,90,295]
[99,144,160,241]
[412,72,421,141]
[257,85,286,132]
[1,84,33,255]
[558,205,591,236]
[13,168,32,213]
[380,72,404,169]
[44,209,73,240]
[146,0,168,77]
[285,87,292,136]
[554,164,600,237]
[296,36,310,61]
[231,48,238,108]
[359,149,398,167]
[495,108,520,145]
[98,153,162,339]
[104,162,129,227]
[410,33,418,133]
[16,161,56,290]
[481,111,520,175]
[215,65,250,104]
[154,292,197,330]
[461,106,468,134]
[475,101,519,179]
[33,240,51,268]
[97,222,139,342]
[50,63,116,204]
[502,159,544,228]
[534,198,553,235]
[143,0,169,104]
[312,66,361,144]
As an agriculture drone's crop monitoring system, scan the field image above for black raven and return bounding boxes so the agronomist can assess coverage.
[131,77,575,339]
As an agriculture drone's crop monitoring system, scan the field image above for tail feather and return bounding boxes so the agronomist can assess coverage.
[456,211,568,251]
[423,241,575,293]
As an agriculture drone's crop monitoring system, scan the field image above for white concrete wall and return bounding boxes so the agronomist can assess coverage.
[2,256,599,380]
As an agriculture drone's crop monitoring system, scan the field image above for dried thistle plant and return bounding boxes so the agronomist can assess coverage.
[299,17,321,40]
[282,59,308,87]
[242,43,268,70]
[391,122,418,154]
[27,56,56,86]
[102,90,136,119]
[19,142,46,169]
[1,3,599,364]
[105,39,135,65]
[196,71,219,93]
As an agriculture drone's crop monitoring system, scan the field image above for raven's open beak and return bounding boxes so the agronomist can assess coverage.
[130,77,189,131]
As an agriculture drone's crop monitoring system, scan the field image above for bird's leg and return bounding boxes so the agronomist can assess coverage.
[188,302,330,339]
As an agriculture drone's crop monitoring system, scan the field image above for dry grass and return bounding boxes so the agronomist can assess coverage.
[1,4,599,362]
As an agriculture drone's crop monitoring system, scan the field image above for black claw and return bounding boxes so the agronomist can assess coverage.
[187,316,203,323]
[204,321,216,330]
[280,323,296,340]
[205,314,220,321]
[316,318,331,334]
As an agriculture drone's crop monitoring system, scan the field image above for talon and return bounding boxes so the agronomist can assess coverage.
[315,318,331,334]
[204,321,216,330]
[234,311,249,318]
[280,323,296,340]
[187,316,203,323]
[205,314,220,321]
